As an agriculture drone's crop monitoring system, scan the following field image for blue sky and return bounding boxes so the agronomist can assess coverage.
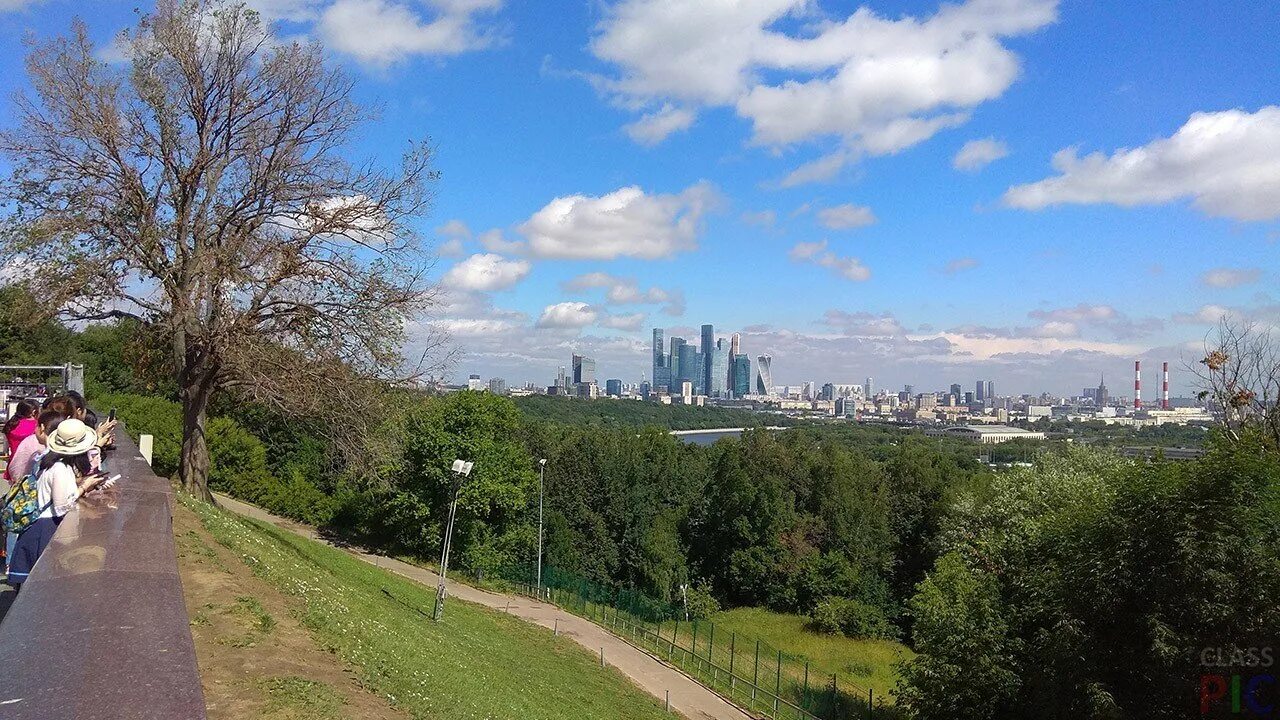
[1,0,1277,395]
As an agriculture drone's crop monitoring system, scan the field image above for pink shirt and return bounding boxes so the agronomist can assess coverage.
[6,433,43,486]
[4,417,37,483]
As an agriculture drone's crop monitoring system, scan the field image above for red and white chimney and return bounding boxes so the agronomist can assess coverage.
[1162,362,1169,410]
[1134,360,1141,410]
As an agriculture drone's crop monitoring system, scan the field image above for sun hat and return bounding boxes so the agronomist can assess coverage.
[45,418,98,456]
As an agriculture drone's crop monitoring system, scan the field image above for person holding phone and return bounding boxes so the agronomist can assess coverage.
[7,419,107,590]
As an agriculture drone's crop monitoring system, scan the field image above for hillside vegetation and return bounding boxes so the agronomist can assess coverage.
[185,495,671,720]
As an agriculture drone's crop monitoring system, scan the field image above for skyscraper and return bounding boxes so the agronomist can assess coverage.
[677,344,704,395]
[732,355,751,397]
[651,328,671,392]
[865,377,873,397]
[605,379,622,397]
[700,324,714,396]
[572,354,596,385]
[756,354,773,395]
[708,341,728,397]
[669,336,686,381]
[975,380,985,401]
[985,380,995,400]
[1097,374,1109,406]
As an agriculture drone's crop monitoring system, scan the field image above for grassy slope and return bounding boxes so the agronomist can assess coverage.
[665,607,912,703]
[186,497,670,720]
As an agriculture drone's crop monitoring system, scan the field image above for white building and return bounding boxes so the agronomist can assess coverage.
[925,425,1047,444]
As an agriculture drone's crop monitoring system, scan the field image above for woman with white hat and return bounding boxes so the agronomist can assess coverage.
[7,418,107,590]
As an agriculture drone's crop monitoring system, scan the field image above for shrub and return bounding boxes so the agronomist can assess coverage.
[809,596,897,640]
[684,582,720,620]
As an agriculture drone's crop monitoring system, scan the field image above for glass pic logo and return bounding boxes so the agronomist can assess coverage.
[1201,647,1277,717]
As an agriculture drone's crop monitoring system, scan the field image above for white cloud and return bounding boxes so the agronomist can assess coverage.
[1004,106,1280,221]
[562,272,685,315]
[1027,303,1163,339]
[435,219,471,257]
[1173,304,1231,325]
[518,182,718,260]
[1201,267,1262,288]
[788,240,871,281]
[599,312,646,331]
[0,0,41,11]
[535,302,599,329]
[741,209,778,227]
[817,203,876,230]
[441,253,530,292]
[943,257,980,274]
[317,0,502,68]
[953,137,1009,171]
[591,0,1057,182]
[820,310,906,336]
[624,104,697,145]
[478,228,525,254]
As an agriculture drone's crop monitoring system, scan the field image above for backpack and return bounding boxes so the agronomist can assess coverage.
[2,465,47,535]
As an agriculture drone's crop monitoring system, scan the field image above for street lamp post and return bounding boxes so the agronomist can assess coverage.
[433,459,472,622]
[536,458,546,594]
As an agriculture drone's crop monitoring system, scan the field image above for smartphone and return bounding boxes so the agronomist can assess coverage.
[108,407,117,422]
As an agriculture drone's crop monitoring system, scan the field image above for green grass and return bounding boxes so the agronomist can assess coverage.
[184,495,670,720]
[699,607,911,702]
[261,676,346,719]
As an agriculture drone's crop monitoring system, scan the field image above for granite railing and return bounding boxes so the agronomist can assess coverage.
[0,428,206,719]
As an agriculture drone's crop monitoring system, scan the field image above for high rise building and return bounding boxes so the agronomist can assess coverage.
[756,354,774,396]
[820,382,835,401]
[732,355,751,397]
[728,332,741,396]
[985,380,995,400]
[708,341,728,397]
[865,377,873,397]
[572,354,596,385]
[605,379,622,397]
[975,380,985,401]
[651,329,671,392]
[1097,375,1109,407]
[556,366,567,393]
[468,374,483,391]
[950,383,962,399]
[802,381,816,401]
[677,344,704,395]
[904,384,914,396]
[700,324,715,396]
[488,377,507,395]
[669,336,687,381]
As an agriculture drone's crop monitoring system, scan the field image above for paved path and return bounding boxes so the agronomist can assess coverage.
[213,494,753,720]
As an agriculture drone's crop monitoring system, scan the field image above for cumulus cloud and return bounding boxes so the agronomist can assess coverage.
[517,182,718,260]
[317,0,503,68]
[441,253,530,291]
[591,0,1058,182]
[820,310,906,336]
[1173,304,1231,325]
[562,272,685,315]
[788,240,871,281]
[1201,267,1262,288]
[599,312,647,331]
[624,104,697,145]
[953,137,1009,171]
[435,219,471,257]
[478,228,525,254]
[817,204,876,230]
[949,303,1164,341]
[741,209,778,227]
[1004,106,1280,221]
[535,301,600,329]
[943,257,980,274]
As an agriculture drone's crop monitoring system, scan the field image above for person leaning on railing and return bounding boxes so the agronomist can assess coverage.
[7,419,112,591]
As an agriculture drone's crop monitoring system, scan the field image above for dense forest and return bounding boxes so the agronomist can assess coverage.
[7,296,1278,720]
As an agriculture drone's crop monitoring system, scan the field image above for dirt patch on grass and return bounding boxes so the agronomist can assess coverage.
[174,501,410,720]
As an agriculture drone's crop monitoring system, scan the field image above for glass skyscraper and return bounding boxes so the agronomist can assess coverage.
[669,336,686,382]
[755,354,773,395]
[678,344,704,395]
[732,355,751,397]
[652,328,671,392]
[700,324,714,396]
[708,342,728,397]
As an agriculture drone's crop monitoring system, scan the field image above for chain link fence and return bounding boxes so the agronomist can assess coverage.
[504,567,899,720]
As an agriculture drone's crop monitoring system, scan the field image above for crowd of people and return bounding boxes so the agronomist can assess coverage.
[0,391,116,591]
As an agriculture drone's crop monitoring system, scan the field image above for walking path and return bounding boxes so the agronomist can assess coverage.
[213,494,753,720]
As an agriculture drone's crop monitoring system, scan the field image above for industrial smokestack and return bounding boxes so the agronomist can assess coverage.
[1162,362,1169,410]
[1134,360,1141,410]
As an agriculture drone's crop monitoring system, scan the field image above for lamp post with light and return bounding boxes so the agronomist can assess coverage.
[433,458,472,622]
[536,458,547,593]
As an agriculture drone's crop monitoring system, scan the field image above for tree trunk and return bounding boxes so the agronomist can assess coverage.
[179,359,217,502]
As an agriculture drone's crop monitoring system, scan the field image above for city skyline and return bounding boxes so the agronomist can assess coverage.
[4,1,1275,395]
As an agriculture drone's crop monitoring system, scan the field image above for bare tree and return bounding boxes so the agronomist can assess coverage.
[0,1,445,499]
[1192,316,1280,451]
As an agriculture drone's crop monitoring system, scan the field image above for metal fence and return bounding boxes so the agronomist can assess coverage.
[506,567,897,720]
